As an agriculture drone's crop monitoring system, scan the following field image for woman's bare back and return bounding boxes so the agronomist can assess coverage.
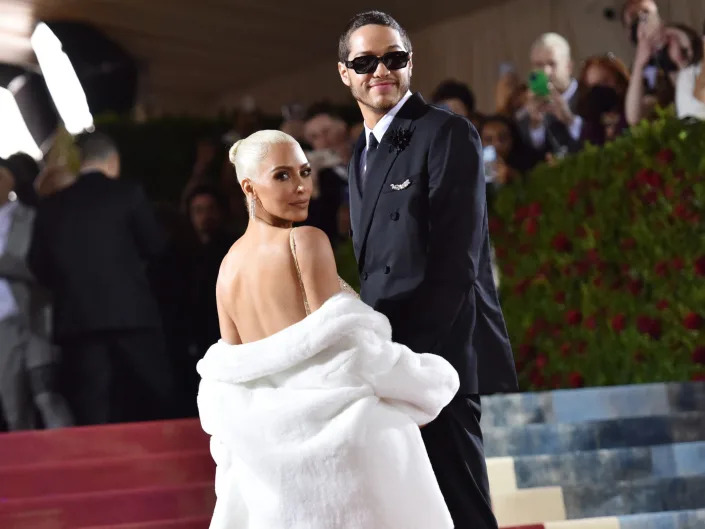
[216,226,341,345]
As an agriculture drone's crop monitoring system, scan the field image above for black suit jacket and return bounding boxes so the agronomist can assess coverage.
[349,93,517,394]
[28,171,166,338]
[517,83,582,158]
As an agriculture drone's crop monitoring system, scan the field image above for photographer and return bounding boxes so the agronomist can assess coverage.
[623,2,702,124]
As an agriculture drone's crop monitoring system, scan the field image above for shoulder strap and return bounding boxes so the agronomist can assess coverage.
[289,228,311,316]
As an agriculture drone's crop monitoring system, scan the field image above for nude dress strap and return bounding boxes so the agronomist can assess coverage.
[289,228,311,316]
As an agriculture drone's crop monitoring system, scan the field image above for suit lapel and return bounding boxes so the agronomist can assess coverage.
[357,93,425,268]
[348,132,366,259]
[5,203,33,257]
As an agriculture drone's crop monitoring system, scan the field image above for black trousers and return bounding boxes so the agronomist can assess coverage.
[60,329,175,425]
[421,394,498,529]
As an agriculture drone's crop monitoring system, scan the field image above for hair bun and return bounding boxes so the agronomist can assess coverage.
[229,139,243,165]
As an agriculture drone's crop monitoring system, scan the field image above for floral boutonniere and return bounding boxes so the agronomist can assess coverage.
[388,127,414,154]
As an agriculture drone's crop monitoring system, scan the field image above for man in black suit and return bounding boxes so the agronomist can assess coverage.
[338,11,517,529]
[28,132,174,425]
[517,32,583,159]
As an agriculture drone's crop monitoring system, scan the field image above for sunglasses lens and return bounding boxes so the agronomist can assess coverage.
[352,56,379,74]
[382,52,410,70]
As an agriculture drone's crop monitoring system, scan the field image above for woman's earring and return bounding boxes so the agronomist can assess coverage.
[249,194,256,219]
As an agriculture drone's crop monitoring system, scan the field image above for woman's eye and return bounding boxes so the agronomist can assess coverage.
[301,168,312,177]
[275,171,289,180]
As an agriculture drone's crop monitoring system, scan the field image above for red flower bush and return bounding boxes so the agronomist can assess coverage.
[489,115,705,389]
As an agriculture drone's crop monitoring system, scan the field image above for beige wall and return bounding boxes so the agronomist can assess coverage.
[217,0,705,116]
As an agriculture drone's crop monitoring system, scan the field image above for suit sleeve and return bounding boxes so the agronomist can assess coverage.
[27,207,52,287]
[129,185,166,260]
[394,117,485,353]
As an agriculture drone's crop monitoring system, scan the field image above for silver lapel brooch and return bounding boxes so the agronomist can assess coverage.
[390,179,411,191]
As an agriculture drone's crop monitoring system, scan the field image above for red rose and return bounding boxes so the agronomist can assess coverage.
[674,203,691,220]
[692,346,705,365]
[593,276,604,287]
[489,217,503,234]
[514,205,529,223]
[560,342,571,357]
[637,316,661,339]
[535,355,548,369]
[550,374,563,389]
[621,238,636,250]
[519,244,532,255]
[518,344,535,359]
[683,312,703,330]
[565,310,583,326]
[513,279,530,296]
[524,217,539,236]
[586,249,600,264]
[655,148,675,164]
[568,189,579,206]
[575,259,591,275]
[562,264,574,277]
[552,233,573,253]
[577,341,587,354]
[495,247,508,259]
[611,314,627,333]
[674,169,685,180]
[692,373,705,382]
[627,279,643,296]
[527,202,542,217]
[554,291,566,303]
[654,261,669,277]
[656,299,670,311]
[568,372,585,388]
[503,264,515,277]
[584,315,597,330]
[672,257,685,271]
[694,256,705,277]
[643,190,658,205]
[575,225,587,238]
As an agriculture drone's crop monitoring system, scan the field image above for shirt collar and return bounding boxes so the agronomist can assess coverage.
[562,78,578,102]
[364,90,413,148]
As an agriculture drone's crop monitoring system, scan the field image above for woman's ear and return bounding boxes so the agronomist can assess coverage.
[241,178,254,197]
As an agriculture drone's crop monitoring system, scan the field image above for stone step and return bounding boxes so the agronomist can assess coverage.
[484,412,705,457]
[503,508,705,528]
[487,442,705,494]
[481,382,705,427]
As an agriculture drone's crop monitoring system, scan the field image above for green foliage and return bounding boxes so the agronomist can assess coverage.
[490,116,705,390]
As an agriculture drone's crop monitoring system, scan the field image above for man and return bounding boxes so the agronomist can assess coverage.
[302,103,351,245]
[431,79,483,130]
[518,32,582,159]
[28,132,174,425]
[338,11,517,529]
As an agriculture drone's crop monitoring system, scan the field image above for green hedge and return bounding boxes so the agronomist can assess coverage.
[491,115,705,390]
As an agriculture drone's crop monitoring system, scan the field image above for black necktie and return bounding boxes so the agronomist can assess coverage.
[362,132,379,195]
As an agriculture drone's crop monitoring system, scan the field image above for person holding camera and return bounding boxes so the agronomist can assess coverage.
[517,33,583,161]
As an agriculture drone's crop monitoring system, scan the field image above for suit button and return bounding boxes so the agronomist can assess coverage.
[390,211,400,221]
[384,266,391,274]
[362,272,369,280]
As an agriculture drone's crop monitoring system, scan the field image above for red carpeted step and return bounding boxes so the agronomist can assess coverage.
[0,483,215,529]
[0,450,214,499]
[79,515,211,529]
[0,419,208,467]
[500,526,545,529]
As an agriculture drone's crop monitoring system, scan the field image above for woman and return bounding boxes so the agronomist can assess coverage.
[676,20,705,119]
[196,130,458,529]
[480,114,538,184]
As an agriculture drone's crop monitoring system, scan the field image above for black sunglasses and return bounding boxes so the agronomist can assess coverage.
[344,51,410,75]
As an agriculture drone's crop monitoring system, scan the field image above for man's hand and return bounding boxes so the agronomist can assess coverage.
[547,84,575,127]
[525,92,548,129]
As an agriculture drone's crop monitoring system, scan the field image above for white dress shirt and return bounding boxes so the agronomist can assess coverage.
[0,200,19,322]
[676,63,705,120]
[360,90,413,175]
[529,78,583,149]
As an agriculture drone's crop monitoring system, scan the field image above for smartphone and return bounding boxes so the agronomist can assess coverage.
[528,70,550,97]
[483,145,497,183]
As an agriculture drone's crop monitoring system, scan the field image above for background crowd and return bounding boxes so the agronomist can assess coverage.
[1,0,704,431]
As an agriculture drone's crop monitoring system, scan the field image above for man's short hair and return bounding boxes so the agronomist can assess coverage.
[186,183,228,213]
[305,101,346,124]
[531,32,572,59]
[431,80,476,114]
[338,11,412,63]
[76,132,119,164]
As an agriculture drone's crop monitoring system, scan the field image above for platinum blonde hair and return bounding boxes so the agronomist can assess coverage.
[229,130,300,184]
[531,32,572,59]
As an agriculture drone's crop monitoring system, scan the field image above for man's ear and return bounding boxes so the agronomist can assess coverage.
[338,62,352,87]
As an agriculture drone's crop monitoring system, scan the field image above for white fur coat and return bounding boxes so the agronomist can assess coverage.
[197,293,459,529]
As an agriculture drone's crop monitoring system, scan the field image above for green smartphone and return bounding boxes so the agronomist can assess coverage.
[528,70,550,97]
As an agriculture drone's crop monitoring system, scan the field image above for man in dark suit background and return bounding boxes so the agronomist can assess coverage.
[517,32,583,159]
[28,132,174,425]
[338,11,517,529]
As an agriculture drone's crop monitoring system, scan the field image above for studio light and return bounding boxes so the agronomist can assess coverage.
[0,64,58,160]
[31,21,138,131]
